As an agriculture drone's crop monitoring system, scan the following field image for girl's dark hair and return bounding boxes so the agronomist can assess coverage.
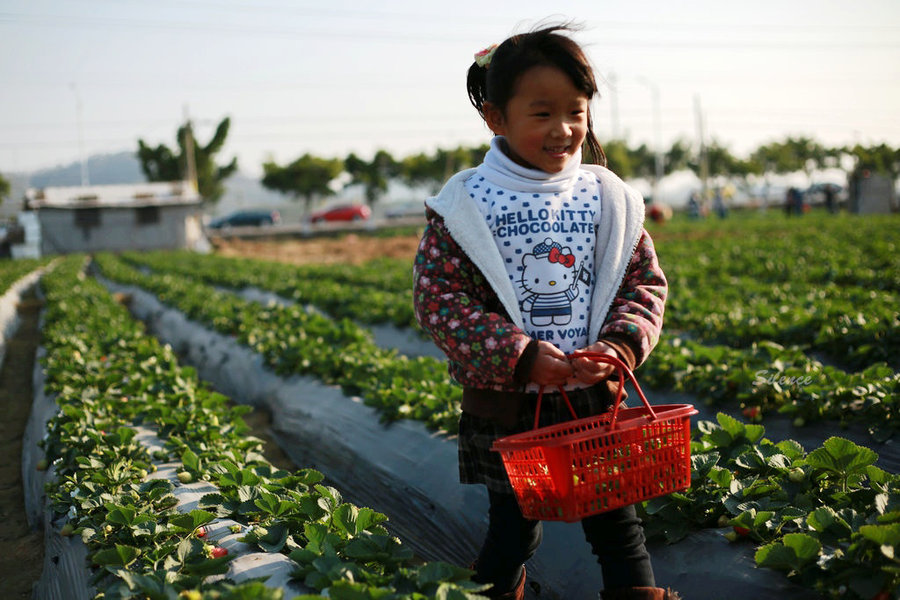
[467,24,606,166]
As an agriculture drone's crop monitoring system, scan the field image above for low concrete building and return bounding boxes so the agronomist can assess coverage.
[21,181,207,256]
[849,172,898,214]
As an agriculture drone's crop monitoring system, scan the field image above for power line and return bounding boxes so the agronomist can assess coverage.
[2,11,899,49]
[60,0,900,36]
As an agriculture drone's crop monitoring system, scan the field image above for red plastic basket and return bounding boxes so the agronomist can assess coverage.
[491,352,697,522]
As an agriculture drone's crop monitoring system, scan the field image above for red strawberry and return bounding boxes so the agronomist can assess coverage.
[742,405,761,421]
[196,526,207,538]
[733,526,751,537]
[210,546,228,559]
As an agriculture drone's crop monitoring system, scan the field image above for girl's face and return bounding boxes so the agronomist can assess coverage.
[484,65,589,174]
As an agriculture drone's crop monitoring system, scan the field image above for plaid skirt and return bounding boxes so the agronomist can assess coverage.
[458,384,617,495]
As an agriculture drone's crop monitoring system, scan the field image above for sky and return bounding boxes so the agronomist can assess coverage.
[1,0,899,178]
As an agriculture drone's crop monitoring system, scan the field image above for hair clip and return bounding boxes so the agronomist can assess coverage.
[474,43,498,68]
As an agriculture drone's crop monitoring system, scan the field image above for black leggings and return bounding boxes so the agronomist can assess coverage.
[473,490,655,593]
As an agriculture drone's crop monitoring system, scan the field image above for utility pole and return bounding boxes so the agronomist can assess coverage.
[70,82,89,186]
[607,70,620,140]
[637,76,664,199]
[694,94,709,208]
[183,105,198,195]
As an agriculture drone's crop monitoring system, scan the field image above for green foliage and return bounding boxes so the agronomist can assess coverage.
[637,212,900,438]
[846,143,900,178]
[345,150,399,205]
[399,145,486,194]
[63,207,900,600]
[750,136,829,173]
[0,257,49,294]
[262,153,344,214]
[602,139,656,179]
[137,117,238,203]
[96,253,462,434]
[0,170,10,204]
[37,255,488,599]
[640,412,900,598]
[705,139,757,176]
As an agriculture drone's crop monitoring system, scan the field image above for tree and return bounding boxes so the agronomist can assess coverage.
[602,140,634,178]
[664,139,693,174]
[602,140,656,179]
[705,140,756,177]
[137,117,238,203]
[399,145,485,194]
[345,150,399,206]
[0,172,9,207]
[749,136,827,174]
[261,154,343,213]
[844,143,900,178]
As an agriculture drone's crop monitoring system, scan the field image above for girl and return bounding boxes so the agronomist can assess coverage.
[413,25,678,600]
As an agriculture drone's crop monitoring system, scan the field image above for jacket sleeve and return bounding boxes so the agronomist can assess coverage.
[413,212,534,387]
[599,229,668,370]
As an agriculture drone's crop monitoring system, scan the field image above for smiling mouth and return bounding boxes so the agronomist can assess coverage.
[545,145,570,155]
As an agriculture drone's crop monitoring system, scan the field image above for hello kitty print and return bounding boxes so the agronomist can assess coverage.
[465,172,602,354]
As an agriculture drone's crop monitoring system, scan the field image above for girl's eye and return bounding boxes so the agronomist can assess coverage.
[534,278,540,284]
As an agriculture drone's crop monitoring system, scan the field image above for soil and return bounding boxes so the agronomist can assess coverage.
[0,289,45,598]
[211,233,421,266]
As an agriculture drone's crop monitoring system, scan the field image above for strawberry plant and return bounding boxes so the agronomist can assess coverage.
[94,253,464,434]
[35,255,489,599]
[639,412,900,599]
[121,250,418,329]
[0,257,48,294]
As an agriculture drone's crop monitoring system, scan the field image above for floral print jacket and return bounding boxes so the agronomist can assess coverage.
[413,166,668,421]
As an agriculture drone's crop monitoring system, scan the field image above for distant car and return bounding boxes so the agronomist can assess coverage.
[208,210,281,229]
[384,200,425,219]
[309,204,371,223]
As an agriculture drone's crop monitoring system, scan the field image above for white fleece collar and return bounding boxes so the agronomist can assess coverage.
[426,163,645,343]
[477,136,583,193]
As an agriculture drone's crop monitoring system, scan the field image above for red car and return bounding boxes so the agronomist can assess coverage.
[309,204,371,223]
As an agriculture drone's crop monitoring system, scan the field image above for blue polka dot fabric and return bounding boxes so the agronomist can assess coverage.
[464,161,603,355]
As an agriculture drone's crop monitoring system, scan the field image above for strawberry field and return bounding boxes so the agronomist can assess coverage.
[2,209,899,599]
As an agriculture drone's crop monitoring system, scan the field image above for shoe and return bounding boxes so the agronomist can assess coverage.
[601,587,682,600]
[470,562,526,600]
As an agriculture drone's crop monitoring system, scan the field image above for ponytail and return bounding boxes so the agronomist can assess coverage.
[466,61,489,120]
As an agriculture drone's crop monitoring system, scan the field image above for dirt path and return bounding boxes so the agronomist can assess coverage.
[212,233,421,266]
[0,289,45,598]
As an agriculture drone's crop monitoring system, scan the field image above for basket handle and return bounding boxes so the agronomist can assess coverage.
[533,352,658,431]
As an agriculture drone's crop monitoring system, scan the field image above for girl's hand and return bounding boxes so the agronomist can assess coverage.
[571,342,618,384]
[529,341,574,387]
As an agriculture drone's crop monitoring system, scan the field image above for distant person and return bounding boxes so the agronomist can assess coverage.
[786,187,803,216]
[824,184,837,213]
[713,188,727,219]
[688,191,701,219]
[413,24,677,600]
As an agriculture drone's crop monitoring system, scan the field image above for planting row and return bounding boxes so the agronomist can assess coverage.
[117,247,900,440]
[654,211,900,293]
[36,255,487,599]
[122,250,416,328]
[125,212,900,373]
[93,253,900,598]
[94,253,461,433]
[642,412,899,599]
[1,257,48,295]
[657,213,899,371]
